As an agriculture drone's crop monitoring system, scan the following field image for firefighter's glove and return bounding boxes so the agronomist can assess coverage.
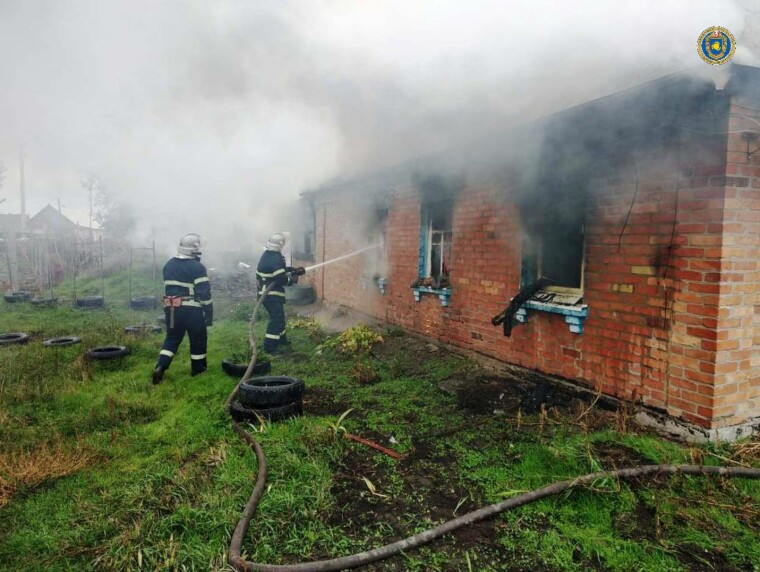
[205,316,213,327]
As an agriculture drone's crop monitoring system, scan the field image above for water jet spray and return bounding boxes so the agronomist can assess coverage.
[302,243,381,273]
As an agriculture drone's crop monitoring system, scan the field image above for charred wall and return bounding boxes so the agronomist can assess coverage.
[309,69,760,433]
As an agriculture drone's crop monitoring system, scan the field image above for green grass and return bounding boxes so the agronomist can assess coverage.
[1,271,759,571]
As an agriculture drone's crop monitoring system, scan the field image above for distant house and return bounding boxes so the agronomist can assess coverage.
[28,204,102,241]
[28,204,77,236]
[0,205,102,291]
[302,63,760,442]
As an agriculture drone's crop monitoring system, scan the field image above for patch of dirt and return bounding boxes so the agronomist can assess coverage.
[370,334,448,378]
[444,370,600,416]
[592,442,651,470]
[615,501,659,543]
[674,543,745,572]
[303,385,348,417]
[325,445,515,571]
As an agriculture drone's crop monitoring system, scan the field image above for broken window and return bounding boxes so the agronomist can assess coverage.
[293,200,316,261]
[365,206,388,281]
[522,211,585,299]
[418,200,453,289]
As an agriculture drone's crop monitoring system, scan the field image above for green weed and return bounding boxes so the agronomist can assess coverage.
[317,324,383,355]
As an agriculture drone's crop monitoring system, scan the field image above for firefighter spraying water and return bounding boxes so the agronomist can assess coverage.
[255,233,306,354]
[256,234,381,354]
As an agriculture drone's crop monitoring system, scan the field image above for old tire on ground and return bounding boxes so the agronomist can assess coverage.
[30,297,59,307]
[86,346,130,360]
[284,285,315,306]
[221,358,271,378]
[156,314,167,326]
[0,332,30,345]
[229,399,303,423]
[76,296,104,308]
[239,376,304,408]
[42,336,82,347]
[4,292,32,303]
[124,325,162,334]
[130,296,157,310]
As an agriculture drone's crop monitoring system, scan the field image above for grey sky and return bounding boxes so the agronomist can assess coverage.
[0,0,755,255]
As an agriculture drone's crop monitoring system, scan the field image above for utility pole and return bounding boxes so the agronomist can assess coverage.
[19,146,26,230]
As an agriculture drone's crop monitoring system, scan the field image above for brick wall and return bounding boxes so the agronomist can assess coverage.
[309,89,759,432]
[711,100,760,428]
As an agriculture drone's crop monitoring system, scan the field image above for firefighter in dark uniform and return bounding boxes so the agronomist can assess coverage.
[152,233,213,383]
[256,233,305,353]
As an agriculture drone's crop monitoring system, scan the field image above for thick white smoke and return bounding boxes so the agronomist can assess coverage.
[0,0,754,257]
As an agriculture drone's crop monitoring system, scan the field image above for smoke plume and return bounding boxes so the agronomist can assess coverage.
[0,0,755,260]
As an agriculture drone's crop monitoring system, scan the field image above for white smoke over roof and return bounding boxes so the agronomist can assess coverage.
[0,0,754,256]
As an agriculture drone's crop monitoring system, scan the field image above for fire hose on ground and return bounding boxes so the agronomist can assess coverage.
[226,279,760,572]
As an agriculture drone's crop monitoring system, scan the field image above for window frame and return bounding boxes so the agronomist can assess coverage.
[522,222,586,297]
[369,206,389,274]
[419,200,453,284]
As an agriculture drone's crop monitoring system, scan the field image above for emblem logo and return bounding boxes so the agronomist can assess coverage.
[697,26,736,65]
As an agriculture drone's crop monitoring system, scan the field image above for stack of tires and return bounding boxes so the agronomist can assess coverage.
[230,376,304,423]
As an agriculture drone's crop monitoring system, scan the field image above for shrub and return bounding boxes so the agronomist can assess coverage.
[289,317,325,342]
[351,360,380,385]
[319,324,383,355]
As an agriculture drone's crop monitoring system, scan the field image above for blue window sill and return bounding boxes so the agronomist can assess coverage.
[412,286,452,307]
[515,300,589,334]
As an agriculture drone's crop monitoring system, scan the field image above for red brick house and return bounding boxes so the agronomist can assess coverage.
[301,64,760,441]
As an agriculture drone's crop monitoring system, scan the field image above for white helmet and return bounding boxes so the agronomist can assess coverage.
[265,232,287,252]
[177,233,202,259]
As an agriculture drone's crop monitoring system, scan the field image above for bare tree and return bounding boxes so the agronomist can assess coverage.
[94,185,136,262]
[81,172,100,240]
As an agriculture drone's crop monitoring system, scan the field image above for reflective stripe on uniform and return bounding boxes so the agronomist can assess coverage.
[190,354,207,360]
[194,276,209,284]
[200,299,213,306]
[164,280,195,294]
[181,300,202,308]
[265,333,280,340]
[256,268,286,278]
[160,349,175,357]
[279,329,287,336]
[259,290,286,297]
